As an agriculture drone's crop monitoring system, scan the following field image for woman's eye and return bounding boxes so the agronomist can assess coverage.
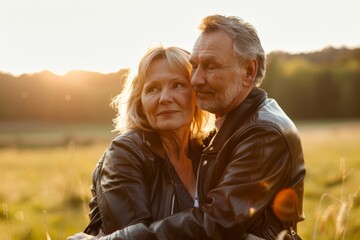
[151,87,160,92]
[145,86,159,93]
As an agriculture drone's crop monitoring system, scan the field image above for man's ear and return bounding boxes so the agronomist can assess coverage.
[243,59,258,87]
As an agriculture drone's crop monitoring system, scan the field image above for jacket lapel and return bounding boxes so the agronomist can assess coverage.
[211,88,267,151]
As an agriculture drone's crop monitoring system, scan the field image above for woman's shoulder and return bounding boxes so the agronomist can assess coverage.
[106,130,147,157]
[100,130,153,168]
[109,129,146,148]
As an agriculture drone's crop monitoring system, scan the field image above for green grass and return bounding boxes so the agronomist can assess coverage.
[0,121,359,239]
[297,120,360,239]
[0,143,107,239]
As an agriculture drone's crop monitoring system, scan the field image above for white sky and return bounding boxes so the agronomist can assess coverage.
[1,0,359,76]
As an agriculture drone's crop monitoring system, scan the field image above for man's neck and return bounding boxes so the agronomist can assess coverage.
[215,115,227,131]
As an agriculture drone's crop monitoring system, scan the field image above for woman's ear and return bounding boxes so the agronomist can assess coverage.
[243,59,258,87]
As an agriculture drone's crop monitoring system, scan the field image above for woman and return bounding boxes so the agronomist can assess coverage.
[68,46,211,238]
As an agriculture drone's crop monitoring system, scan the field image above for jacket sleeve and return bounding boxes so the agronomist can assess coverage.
[97,134,154,234]
[84,152,107,235]
[98,126,301,240]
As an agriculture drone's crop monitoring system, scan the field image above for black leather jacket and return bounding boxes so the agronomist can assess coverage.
[101,88,306,240]
[84,130,202,235]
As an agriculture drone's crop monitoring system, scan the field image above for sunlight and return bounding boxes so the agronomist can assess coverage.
[47,67,73,76]
[1,0,359,75]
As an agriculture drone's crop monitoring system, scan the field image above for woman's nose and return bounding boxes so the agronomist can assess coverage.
[159,88,173,103]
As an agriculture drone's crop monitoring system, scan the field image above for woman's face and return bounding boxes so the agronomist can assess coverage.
[141,58,196,133]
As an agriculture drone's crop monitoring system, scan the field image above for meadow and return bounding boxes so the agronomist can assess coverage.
[0,121,359,240]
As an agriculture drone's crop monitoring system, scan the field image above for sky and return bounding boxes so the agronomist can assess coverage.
[1,0,359,76]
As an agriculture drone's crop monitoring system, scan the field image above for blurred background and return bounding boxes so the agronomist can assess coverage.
[1,0,360,239]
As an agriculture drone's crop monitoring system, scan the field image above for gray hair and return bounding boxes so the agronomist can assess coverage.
[199,14,266,86]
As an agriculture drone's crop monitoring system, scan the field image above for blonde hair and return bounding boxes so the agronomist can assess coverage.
[111,45,212,139]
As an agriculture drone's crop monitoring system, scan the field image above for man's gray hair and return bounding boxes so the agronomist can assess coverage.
[199,15,266,86]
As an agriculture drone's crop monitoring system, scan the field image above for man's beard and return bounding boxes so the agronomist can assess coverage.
[197,78,242,114]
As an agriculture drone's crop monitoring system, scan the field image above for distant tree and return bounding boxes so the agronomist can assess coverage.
[262,47,360,120]
[0,69,127,123]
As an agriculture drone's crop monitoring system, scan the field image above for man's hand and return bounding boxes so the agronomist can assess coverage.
[67,232,104,240]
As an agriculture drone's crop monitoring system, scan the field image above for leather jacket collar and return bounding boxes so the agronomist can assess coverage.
[211,88,267,151]
[141,130,167,159]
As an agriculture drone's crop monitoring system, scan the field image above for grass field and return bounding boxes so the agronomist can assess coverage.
[0,121,359,239]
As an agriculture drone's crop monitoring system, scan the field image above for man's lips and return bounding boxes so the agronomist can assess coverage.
[195,89,214,97]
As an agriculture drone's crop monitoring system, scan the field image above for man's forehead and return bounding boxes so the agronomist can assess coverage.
[190,37,235,62]
[193,32,222,48]
[189,50,218,61]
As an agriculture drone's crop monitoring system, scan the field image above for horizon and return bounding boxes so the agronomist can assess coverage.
[1,45,358,77]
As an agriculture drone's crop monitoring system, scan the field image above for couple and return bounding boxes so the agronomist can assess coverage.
[69,14,305,240]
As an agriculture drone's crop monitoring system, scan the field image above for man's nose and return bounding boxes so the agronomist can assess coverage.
[191,67,206,86]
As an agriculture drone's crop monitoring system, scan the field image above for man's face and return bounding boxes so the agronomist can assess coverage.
[189,30,246,117]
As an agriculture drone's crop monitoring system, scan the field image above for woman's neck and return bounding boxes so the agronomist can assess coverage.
[159,129,190,162]
[159,129,196,198]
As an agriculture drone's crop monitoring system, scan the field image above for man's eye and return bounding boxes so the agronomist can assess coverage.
[174,83,184,88]
[206,64,217,70]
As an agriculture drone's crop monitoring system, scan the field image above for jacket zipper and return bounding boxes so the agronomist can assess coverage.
[171,188,175,215]
[194,154,203,208]
[167,163,176,215]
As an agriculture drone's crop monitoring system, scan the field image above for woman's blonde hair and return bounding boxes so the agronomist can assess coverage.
[111,45,211,139]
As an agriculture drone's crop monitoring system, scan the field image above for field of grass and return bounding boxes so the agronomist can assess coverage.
[297,121,360,239]
[0,121,359,239]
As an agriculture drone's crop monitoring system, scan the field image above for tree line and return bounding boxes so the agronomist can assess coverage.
[0,70,127,123]
[261,47,360,120]
[1,46,359,123]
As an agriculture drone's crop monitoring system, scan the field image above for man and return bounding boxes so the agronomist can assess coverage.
[71,14,305,240]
